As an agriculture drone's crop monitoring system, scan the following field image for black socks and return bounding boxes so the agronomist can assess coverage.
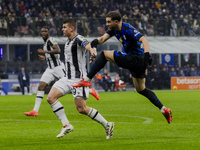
[138,88,163,109]
[88,51,107,79]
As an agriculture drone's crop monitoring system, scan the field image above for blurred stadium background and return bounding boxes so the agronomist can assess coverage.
[0,0,200,95]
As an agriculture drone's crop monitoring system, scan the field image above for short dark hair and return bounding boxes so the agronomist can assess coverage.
[106,11,122,21]
[42,26,50,31]
[63,18,77,29]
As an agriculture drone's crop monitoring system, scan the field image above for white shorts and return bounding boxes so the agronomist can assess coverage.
[40,63,66,84]
[52,77,89,99]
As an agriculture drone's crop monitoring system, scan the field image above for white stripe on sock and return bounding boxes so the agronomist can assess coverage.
[33,91,44,112]
[51,100,69,126]
[87,108,108,128]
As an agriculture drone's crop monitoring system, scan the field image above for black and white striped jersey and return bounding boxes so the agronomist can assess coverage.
[64,34,89,79]
[43,37,62,69]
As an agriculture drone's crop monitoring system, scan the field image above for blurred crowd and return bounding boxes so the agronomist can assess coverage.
[146,63,200,89]
[0,0,199,37]
[93,63,200,91]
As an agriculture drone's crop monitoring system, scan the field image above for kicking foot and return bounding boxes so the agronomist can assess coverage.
[72,80,91,87]
[163,108,173,124]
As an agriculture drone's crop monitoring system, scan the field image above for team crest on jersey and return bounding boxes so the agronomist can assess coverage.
[52,40,56,44]
[119,38,123,43]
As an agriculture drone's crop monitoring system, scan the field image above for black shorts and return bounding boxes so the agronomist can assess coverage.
[114,51,146,78]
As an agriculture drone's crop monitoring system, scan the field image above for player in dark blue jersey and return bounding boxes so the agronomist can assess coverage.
[72,11,172,124]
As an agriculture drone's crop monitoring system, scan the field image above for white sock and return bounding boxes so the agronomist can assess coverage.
[51,100,69,126]
[33,91,44,112]
[87,108,108,128]
[89,88,92,93]
[83,76,91,82]
[160,106,166,113]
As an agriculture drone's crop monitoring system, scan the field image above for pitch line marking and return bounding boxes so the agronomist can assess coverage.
[0,114,153,124]
[103,114,153,124]
[0,116,153,124]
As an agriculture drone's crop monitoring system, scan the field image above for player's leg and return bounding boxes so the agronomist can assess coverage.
[47,87,69,125]
[132,77,172,124]
[24,81,47,116]
[34,81,47,109]
[87,50,115,80]
[49,77,73,138]
[73,87,114,139]
[74,97,108,125]
[24,69,54,116]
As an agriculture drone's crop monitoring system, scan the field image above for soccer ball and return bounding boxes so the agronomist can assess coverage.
[173,86,177,90]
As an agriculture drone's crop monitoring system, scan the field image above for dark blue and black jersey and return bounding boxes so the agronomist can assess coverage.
[107,22,144,56]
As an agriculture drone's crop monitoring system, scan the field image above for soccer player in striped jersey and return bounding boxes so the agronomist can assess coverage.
[24,26,99,117]
[72,11,173,124]
[47,18,114,139]
[24,26,66,117]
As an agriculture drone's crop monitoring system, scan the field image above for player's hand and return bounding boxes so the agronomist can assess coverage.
[89,47,97,63]
[37,49,45,53]
[38,55,46,61]
[89,53,97,63]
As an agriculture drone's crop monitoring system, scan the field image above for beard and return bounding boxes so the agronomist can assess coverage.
[108,24,117,31]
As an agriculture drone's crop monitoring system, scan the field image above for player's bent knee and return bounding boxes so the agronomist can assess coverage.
[135,88,144,93]
[47,95,56,104]
[76,106,87,115]
[46,96,52,104]
[103,50,114,61]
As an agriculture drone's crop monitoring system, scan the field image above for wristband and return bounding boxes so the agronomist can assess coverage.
[91,39,99,48]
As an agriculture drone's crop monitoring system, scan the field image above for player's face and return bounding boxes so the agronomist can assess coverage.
[106,17,117,30]
[41,28,49,40]
[62,23,72,37]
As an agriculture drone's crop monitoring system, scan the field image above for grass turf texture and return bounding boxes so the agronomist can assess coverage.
[0,90,199,150]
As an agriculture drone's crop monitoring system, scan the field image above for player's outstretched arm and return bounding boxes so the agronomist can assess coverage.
[91,33,110,48]
[139,36,149,53]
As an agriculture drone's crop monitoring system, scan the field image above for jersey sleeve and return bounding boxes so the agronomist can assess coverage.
[131,28,143,41]
[49,37,58,45]
[106,29,115,37]
[77,36,89,48]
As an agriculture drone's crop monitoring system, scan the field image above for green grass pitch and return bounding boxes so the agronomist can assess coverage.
[0,90,199,150]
